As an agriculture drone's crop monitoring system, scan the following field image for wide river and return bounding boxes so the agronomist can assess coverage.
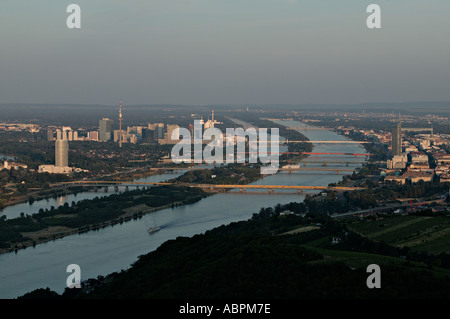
[0,120,367,298]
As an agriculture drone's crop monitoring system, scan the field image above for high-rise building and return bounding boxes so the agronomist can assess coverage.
[119,101,123,148]
[165,124,180,142]
[89,131,99,141]
[99,118,114,142]
[392,122,402,156]
[47,129,55,141]
[55,131,69,168]
[155,124,165,140]
[194,118,204,140]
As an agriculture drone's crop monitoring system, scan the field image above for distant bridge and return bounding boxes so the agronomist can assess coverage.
[301,152,371,157]
[287,126,330,130]
[147,167,355,174]
[198,152,371,157]
[54,180,364,193]
[283,140,369,144]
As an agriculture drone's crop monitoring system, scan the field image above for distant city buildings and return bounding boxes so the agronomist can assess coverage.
[387,155,408,169]
[41,109,223,147]
[338,118,450,185]
[0,160,28,171]
[0,123,41,133]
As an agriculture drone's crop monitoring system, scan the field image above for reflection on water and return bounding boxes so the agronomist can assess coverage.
[0,120,367,298]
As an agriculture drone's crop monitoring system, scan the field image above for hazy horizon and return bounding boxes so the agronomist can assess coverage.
[1,1,449,105]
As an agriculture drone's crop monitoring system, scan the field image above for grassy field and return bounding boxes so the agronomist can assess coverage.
[346,214,450,254]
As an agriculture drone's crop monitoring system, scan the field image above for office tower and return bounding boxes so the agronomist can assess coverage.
[89,131,99,141]
[55,131,69,167]
[194,118,204,140]
[99,118,114,142]
[166,124,180,142]
[392,121,402,156]
[155,124,165,139]
[119,101,123,148]
[47,129,55,141]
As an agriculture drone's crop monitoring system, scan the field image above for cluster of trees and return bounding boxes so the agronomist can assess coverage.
[263,190,379,217]
[375,181,450,201]
[174,164,262,185]
[0,168,72,188]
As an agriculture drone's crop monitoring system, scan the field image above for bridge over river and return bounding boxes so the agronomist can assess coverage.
[53,180,364,194]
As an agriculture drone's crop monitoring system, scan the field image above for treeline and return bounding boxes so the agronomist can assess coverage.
[375,181,450,201]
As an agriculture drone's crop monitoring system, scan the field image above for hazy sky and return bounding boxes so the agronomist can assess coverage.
[1,0,449,105]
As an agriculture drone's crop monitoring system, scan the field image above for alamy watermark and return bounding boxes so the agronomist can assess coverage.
[66,264,81,288]
[65,4,381,30]
[170,120,280,175]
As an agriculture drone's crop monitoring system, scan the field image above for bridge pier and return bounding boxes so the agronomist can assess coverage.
[104,186,108,192]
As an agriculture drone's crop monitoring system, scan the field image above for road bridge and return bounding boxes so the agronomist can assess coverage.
[53,180,364,194]
[283,140,369,144]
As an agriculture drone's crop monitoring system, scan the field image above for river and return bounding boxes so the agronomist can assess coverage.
[0,120,367,298]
